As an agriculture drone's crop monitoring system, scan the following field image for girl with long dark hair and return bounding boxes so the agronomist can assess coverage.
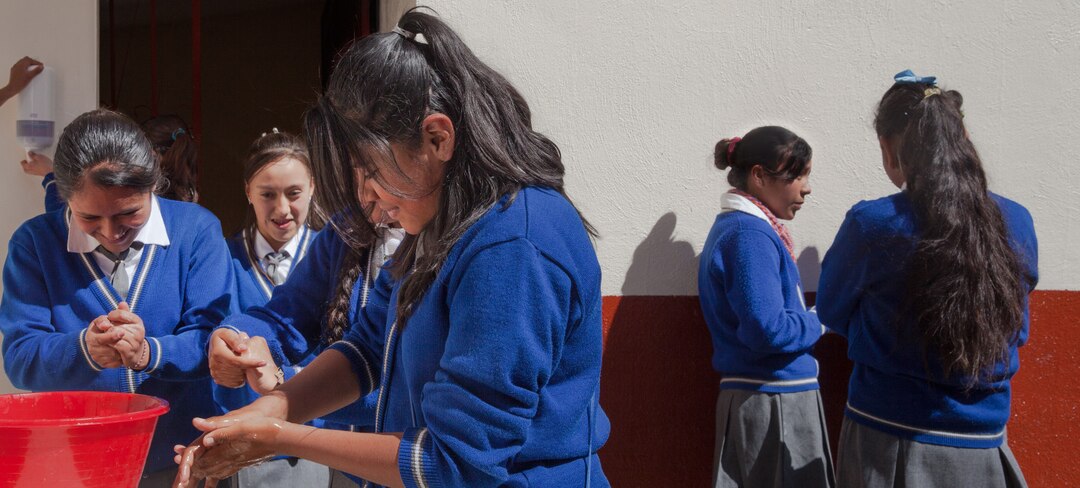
[701,126,833,487]
[817,70,1038,487]
[176,10,608,488]
[0,109,235,486]
[212,129,404,488]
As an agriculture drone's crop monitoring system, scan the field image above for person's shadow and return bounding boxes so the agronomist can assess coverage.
[600,212,717,487]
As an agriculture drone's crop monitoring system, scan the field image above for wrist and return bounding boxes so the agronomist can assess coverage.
[134,339,150,371]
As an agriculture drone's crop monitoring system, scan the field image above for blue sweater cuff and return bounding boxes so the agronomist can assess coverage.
[78,328,107,371]
[398,427,442,488]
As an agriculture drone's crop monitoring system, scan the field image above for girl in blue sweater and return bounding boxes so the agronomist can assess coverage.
[699,126,833,487]
[174,10,609,488]
[817,71,1038,487]
[0,109,235,486]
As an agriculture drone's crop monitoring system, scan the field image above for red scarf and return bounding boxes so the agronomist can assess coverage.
[730,189,797,263]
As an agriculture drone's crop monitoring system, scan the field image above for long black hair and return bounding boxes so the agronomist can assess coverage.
[875,81,1031,385]
[53,109,162,200]
[304,9,593,327]
[714,126,811,190]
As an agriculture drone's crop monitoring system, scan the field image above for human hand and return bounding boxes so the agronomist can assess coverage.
[102,302,148,370]
[5,56,43,95]
[172,400,288,487]
[86,316,123,368]
[242,336,282,396]
[20,152,53,177]
[209,328,267,388]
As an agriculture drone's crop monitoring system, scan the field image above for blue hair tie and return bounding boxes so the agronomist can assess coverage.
[171,128,186,141]
[894,69,937,85]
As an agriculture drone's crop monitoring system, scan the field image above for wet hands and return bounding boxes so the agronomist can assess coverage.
[208,328,268,388]
[86,302,149,370]
[172,406,287,488]
[242,336,282,395]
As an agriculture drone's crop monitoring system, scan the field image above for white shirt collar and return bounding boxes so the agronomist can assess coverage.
[719,191,771,225]
[253,226,302,259]
[67,194,171,253]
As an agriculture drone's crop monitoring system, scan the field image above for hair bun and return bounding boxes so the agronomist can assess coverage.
[714,138,738,170]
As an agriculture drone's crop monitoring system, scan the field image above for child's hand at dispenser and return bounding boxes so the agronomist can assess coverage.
[20,151,52,177]
[0,56,43,105]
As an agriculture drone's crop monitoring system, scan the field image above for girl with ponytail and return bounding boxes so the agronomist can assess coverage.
[818,70,1038,487]
[209,130,405,487]
[177,9,609,488]
[700,126,834,487]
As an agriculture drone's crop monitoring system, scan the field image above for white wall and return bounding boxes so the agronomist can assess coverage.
[0,1,99,394]
[425,0,1080,294]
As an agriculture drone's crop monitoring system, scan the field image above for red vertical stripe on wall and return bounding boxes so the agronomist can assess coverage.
[149,0,158,116]
[190,0,202,141]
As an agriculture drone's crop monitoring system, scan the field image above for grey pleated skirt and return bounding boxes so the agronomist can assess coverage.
[836,417,1027,488]
[713,389,835,488]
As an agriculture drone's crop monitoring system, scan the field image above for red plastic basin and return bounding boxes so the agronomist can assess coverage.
[0,391,169,488]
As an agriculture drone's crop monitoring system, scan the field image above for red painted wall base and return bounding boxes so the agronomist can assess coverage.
[598,291,1080,487]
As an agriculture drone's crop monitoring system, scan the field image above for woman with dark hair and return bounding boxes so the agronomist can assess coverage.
[700,126,833,487]
[175,10,609,488]
[22,113,199,211]
[818,70,1038,487]
[0,109,235,486]
[213,129,404,487]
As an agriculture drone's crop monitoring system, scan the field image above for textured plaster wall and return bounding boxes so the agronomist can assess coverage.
[425,0,1080,294]
[0,0,98,394]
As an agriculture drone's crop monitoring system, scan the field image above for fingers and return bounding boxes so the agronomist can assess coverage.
[172,441,202,488]
[214,328,250,355]
[107,307,142,327]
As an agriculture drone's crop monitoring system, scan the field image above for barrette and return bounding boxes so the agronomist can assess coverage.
[393,26,429,45]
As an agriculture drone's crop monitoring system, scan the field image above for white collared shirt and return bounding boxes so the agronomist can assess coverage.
[253,227,303,279]
[67,194,171,278]
[720,191,771,224]
[372,226,407,279]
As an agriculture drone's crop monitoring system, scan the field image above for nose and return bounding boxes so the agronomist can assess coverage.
[274,194,291,216]
[803,182,812,196]
[102,219,124,240]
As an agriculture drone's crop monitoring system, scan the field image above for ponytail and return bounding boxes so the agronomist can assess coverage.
[874,76,1031,385]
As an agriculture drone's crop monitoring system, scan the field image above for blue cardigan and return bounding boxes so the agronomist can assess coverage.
[330,187,610,488]
[226,225,316,312]
[817,192,1039,448]
[698,207,823,393]
[0,198,237,471]
[217,223,377,431]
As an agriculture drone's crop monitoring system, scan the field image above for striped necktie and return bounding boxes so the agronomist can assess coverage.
[264,251,290,285]
[97,243,142,300]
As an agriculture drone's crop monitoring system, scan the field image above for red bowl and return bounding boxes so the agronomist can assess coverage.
[0,391,169,488]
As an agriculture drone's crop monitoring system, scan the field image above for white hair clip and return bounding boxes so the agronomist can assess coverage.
[260,127,280,138]
[393,26,429,45]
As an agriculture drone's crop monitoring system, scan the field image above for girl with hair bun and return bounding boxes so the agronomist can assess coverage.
[818,70,1037,488]
[176,9,608,488]
[700,126,834,487]
[0,109,235,486]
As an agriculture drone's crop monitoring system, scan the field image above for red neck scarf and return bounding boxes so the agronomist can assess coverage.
[730,189,797,263]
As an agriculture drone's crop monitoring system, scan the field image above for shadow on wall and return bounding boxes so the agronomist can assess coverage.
[797,246,821,292]
[620,212,699,296]
[600,212,716,486]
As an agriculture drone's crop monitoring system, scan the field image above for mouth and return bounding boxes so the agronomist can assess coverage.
[100,228,131,246]
[270,218,294,230]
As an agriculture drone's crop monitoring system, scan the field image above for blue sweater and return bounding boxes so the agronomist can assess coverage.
[226,225,316,312]
[698,208,823,393]
[817,192,1039,448]
[217,223,377,431]
[330,187,610,488]
[0,199,237,471]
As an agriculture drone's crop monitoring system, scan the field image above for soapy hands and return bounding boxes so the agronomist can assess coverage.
[172,396,290,487]
[86,302,149,370]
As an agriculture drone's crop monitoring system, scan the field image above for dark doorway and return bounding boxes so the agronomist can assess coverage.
[98,0,377,233]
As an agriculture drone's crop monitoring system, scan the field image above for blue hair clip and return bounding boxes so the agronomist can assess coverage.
[171,128,186,141]
[894,69,937,85]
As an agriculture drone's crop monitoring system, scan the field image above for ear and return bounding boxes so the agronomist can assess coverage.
[879,136,899,172]
[749,165,768,189]
[421,113,456,163]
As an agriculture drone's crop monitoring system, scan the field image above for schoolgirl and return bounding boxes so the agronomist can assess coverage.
[0,109,235,486]
[817,70,1038,488]
[214,129,404,487]
[699,126,833,487]
[175,10,609,488]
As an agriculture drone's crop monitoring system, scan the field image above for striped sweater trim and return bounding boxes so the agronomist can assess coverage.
[399,427,441,488]
[719,376,819,387]
[330,339,377,395]
[79,328,105,372]
[846,402,1006,442]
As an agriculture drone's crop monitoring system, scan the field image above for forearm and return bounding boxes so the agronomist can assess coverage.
[276,424,404,488]
[0,85,13,105]
[277,349,363,424]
